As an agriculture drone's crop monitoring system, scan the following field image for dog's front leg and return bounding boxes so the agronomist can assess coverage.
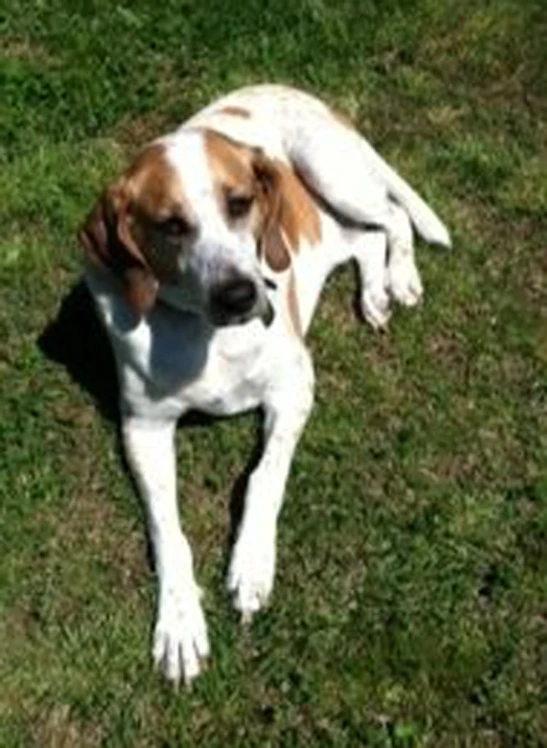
[228,349,315,621]
[122,416,209,685]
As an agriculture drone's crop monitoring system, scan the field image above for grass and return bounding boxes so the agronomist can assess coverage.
[1,0,546,744]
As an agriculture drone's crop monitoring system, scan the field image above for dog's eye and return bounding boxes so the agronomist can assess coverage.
[226,194,254,219]
[158,216,189,237]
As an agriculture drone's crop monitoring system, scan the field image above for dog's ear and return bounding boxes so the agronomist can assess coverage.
[252,153,292,272]
[78,186,158,315]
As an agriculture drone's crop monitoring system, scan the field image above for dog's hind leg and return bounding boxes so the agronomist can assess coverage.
[352,229,391,330]
[385,201,423,307]
[289,113,451,248]
[349,203,423,327]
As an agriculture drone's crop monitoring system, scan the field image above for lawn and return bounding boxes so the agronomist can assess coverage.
[1,0,546,745]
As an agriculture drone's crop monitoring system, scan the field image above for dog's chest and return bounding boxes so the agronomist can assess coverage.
[115,306,273,418]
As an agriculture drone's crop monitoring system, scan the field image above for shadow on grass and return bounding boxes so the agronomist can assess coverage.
[38,281,119,422]
[37,281,263,566]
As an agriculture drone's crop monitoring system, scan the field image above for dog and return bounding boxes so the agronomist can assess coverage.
[79,84,450,685]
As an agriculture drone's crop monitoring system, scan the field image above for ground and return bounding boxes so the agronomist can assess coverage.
[1,0,546,745]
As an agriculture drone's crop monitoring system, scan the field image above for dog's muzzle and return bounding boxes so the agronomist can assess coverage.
[209,276,274,327]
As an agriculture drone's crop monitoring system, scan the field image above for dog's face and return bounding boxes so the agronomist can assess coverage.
[79,130,303,326]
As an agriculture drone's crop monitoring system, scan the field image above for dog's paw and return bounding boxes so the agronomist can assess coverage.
[153,585,209,686]
[227,531,276,623]
[361,286,391,330]
[388,259,424,307]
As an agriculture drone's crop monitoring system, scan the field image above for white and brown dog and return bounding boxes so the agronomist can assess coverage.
[79,84,450,685]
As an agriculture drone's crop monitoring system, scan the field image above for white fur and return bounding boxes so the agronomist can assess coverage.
[187,84,451,247]
[85,84,450,685]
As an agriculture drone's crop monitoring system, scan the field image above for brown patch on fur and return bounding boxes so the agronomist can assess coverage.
[79,143,189,314]
[203,129,266,249]
[203,131,321,272]
[218,105,251,118]
[255,156,321,272]
[203,130,257,204]
[79,186,159,314]
[123,144,186,220]
[287,271,303,337]
[275,162,321,248]
[255,176,291,272]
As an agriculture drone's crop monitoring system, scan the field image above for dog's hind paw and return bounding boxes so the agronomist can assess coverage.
[388,258,424,307]
[361,287,391,330]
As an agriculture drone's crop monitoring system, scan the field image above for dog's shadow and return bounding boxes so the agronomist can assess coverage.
[38,282,119,421]
[38,281,260,564]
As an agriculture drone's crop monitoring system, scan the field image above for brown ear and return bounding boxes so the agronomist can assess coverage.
[253,154,291,272]
[78,186,158,314]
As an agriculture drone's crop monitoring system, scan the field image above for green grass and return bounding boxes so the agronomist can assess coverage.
[1,0,546,744]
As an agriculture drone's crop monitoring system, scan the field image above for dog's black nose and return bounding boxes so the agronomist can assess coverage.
[210,278,257,319]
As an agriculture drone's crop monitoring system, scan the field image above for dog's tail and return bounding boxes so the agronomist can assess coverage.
[380,160,451,248]
[287,104,452,247]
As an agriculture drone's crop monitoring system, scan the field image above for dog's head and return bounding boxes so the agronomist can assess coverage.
[79,129,319,327]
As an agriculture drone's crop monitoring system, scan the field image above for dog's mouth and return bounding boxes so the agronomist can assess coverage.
[260,299,275,326]
[157,270,276,328]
